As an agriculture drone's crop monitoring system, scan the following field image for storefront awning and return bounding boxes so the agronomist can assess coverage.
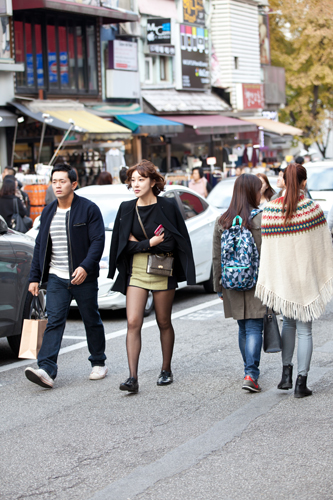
[242,118,303,136]
[163,115,257,135]
[142,89,231,114]
[0,108,19,127]
[9,101,132,138]
[12,0,139,23]
[138,0,178,18]
[115,113,184,135]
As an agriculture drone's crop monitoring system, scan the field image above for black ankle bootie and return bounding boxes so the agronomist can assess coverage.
[277,364,293,390]
[119,377,139,393]
[294,374,312,398]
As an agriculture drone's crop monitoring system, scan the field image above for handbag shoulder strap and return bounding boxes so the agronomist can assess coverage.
[135,202,149,239]
[13,197,19,214]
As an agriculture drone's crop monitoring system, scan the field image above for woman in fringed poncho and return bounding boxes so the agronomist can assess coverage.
[255,163,333,398]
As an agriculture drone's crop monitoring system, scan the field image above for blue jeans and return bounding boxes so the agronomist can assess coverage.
[237,318,263,380]
[38,274,106,379]
[281,316,313,376]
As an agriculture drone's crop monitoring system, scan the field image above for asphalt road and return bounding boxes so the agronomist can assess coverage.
[1,286,333,500]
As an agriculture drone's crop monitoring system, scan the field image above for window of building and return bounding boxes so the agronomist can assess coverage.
[234,56,239,70]
[14,13,98,95]
[160,56,167,81]
[144,56,153,84]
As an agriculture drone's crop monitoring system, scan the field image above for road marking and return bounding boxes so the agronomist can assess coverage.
[0,298,222,374]
[178,309,224,321]
[89,365,331,500]
[63,336,87,340]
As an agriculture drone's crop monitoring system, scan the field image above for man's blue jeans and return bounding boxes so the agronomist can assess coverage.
[38,274,106,379]
[237,318,263,380]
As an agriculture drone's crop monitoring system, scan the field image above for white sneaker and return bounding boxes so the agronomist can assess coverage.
[89,365,108,380]
[25,367,54,388]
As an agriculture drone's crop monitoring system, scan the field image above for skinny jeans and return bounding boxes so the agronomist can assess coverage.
[281,316,313,376]
[237,318,263,380]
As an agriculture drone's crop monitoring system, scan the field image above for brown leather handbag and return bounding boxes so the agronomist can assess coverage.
[135,204,174,277]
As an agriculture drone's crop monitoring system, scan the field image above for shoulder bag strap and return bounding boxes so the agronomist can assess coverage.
[135,202,149,239]
[13,197,19,215]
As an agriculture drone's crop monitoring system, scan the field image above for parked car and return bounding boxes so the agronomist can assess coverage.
[0,216,46,355]
[206,175,279,211]
[28,184,220,315]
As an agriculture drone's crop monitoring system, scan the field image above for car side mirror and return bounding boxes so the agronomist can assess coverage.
[0,215,8,234]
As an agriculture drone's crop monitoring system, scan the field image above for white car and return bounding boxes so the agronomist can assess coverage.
[28,184,220,314]
[304,162,333,215]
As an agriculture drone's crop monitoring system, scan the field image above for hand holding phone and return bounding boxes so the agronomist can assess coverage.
[154,224,165,236]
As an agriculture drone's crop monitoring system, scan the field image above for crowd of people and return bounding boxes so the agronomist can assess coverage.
[2,157,333,398]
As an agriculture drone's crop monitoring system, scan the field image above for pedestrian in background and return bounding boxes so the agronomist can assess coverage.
[271,168,286,200]
[25,164,107,389]
[189,167,211,198]
[256,173,276,208]
[256,163,333,398]
[96,171,112,185]
[212,174,265,392]
[119,166,128,184]
[2,166,30,215]
[0,176,27,227]
[109,159,195,393]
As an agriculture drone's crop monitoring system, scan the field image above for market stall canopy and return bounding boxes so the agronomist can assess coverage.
[12,0,139,23]
[241,118,303,136]
[142,89,231,114]
[163,115,257,135]
[115,113,184,135]
[0,108,19,127]
[9,100,132,138]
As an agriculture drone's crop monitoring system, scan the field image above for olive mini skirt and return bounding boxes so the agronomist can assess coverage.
[128,253,177,291]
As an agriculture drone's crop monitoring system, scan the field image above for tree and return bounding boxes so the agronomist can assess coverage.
[269,0,333,157]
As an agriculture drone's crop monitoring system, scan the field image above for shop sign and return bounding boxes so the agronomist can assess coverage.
[147,19,171,45]
[109,40,138,71]
[183,0,205,26]
[242,84,264,109]
[149,45,175,56]
[180,24,209,90]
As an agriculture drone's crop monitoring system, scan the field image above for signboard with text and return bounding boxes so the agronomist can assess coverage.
[183,0,205,26]
[147,18,171,45]
[180,23,209,90]
[242,84,264,109]
[109,40,138,71]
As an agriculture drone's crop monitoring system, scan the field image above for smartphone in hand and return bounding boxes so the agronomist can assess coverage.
[154,224,164,236]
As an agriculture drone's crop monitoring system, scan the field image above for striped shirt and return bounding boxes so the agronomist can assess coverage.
[49,207,71,279]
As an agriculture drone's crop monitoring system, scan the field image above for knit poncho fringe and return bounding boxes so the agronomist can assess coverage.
[256,277,333,323]
[255,196,333,322]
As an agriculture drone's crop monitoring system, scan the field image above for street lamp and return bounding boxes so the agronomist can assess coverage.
[37,113,53,164]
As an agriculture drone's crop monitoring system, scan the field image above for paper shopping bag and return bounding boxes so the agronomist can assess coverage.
[19,318,47,359]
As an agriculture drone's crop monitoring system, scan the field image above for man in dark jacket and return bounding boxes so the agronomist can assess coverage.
[25,164,107,389]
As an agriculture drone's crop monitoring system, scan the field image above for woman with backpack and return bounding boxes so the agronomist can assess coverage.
[212,174,265,392]
[256,163,333,398]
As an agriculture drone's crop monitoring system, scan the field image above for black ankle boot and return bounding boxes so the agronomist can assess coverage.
[277,364,293,390]
[294,375,312,398]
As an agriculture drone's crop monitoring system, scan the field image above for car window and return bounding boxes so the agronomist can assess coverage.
[307,168,333,191]
[206,182,235,209]
[178,191,207,219]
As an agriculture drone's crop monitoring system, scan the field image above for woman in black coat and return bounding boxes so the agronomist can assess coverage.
[0,176,26,227]
[108,159,196,393]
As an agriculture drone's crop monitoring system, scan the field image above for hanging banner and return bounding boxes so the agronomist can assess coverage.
[180,23,209,90]
[183,0,205,26]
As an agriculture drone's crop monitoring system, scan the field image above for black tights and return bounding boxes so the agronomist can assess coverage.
[125,286,176,379]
